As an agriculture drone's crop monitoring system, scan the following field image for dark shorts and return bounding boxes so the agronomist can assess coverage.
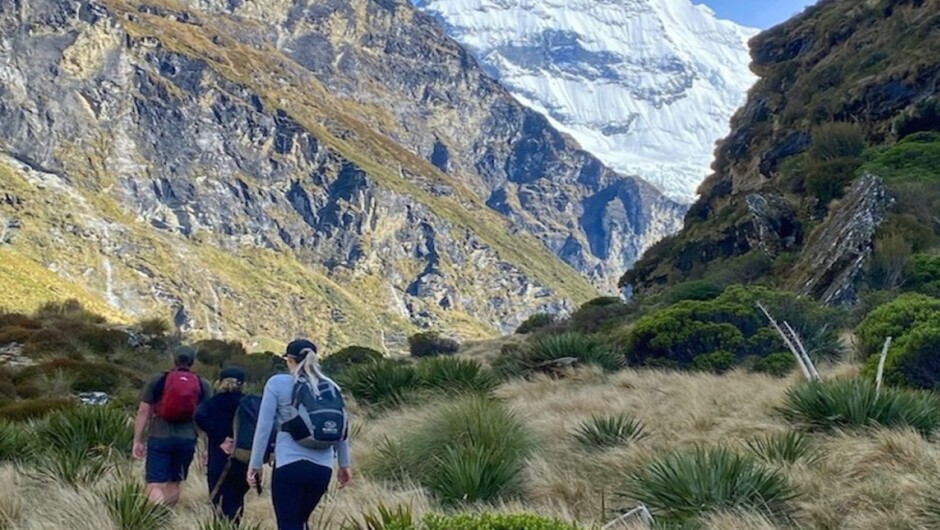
[146,437,197,484]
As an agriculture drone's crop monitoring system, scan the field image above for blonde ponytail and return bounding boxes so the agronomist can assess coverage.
[291,347,339,396]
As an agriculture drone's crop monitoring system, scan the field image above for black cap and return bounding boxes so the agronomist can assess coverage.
[218,366,246,383]
[285,339,317,361]
[175,345,196,366]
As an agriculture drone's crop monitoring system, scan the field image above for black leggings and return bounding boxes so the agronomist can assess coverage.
[271,460,332,530]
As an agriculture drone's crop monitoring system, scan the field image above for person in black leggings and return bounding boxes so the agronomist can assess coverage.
[195,366,251,525]
[247,339,351,530]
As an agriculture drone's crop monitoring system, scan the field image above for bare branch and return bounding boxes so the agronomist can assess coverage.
[875,336,893,394]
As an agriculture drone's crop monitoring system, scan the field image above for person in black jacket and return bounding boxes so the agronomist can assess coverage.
[195,366,251,525]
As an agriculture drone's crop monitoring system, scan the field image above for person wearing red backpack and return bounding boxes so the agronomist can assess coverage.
[133,345,213,506]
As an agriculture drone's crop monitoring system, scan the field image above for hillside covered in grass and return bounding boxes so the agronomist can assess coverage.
[3,282,940,529]
[623,0,940,306]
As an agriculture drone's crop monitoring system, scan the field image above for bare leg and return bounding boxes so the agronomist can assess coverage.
[163,482,181,506]
[146,483,166,504]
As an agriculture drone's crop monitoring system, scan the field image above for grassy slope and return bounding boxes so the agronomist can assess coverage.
[0,158,412,352]
[2,355,936,529]
[107,0,597,306]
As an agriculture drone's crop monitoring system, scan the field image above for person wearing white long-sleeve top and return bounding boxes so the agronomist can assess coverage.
[247,339,351,530]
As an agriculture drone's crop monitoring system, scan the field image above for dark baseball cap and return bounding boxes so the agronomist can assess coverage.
[175,345,196,366]
[218,366,246,383]
[285,339,317,361]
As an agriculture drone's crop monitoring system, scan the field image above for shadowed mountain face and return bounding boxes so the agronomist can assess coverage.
[0,0,682,349]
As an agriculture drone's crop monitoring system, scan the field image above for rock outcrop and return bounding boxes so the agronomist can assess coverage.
[0,0,682,350]
[622,0,940,303]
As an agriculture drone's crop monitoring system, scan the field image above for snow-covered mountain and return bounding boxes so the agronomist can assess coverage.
[415,0,759,203]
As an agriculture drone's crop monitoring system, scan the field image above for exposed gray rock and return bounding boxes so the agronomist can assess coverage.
[789,173,892,305]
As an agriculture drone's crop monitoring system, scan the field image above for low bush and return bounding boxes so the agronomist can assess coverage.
[750,352,796,377]
[565,297,635,334]
[855,293,940,356]
[321,346,383,376]
[417,357,498,395]
[619,447,797,526]
[630,285,842,370]
[338,359,419,408]
[409,332,459,358]
[778,378,940,435]
[195,339,248,369]
[0,398,76,422]
[573,414,648,450]
[906,254,940,297]
[661,280,725,304]
[745,431,823,465]
[515,313,556,335]
[34,299,105,325]
[137,317,170,336]
[369,396,535,504]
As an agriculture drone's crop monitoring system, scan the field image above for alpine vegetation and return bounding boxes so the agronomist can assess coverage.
[620,447,798,526]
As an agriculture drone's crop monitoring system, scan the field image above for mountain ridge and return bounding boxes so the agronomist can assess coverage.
[0,0,683,350]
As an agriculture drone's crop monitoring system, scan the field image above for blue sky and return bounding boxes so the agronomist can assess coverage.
[696,1,819,29]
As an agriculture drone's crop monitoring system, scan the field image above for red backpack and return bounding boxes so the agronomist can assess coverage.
[154,369,202,423]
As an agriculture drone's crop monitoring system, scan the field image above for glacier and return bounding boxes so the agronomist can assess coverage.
[415,0,759,203]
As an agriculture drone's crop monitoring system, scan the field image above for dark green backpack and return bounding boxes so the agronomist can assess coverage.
[232,395,275,464]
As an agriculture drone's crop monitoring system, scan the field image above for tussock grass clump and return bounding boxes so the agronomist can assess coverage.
[494,332,623,378]
[29,447,114,486]
[745,431,823,465]
[778,378,940,435]
[199,517,265,530]
[620,447,797,526]
[417,357,498,395]
[369,395,535,504]
[339,360,420,408]
[423,512,582,530]
[0,420,31,464]
[0,398,75,423]
[34,405,133,455]
[573,414,648,450]
[101,480,172,530]
[341,503,415,530]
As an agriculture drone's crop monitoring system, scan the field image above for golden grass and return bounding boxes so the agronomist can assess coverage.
[1,359,937,529]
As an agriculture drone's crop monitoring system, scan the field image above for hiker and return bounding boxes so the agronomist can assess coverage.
[247,339,352,530]
[133,345,213,506]
[194,366,252,525]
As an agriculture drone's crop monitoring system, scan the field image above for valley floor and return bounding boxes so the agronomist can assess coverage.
[2,360,937,529]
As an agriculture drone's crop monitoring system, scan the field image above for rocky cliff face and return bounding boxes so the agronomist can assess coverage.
[0,0,681,350]
[622,0,940,303]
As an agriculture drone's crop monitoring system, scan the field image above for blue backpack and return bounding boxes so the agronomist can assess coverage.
[280,378,349,449]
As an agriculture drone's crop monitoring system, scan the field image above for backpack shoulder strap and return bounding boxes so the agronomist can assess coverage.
[151,371,170,403]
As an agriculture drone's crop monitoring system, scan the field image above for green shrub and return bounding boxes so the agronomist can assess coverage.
[370,396,535,504]
[630,286,842,370]
[895,98,940,139]
[906,253,940,297]
[662,280,725,304]
[691,351,736,374]
[778,378,940,435]
[750,352,796,377]
[338,359,419,408]
[34,299,105,325]
[809,122,866,161]
[745,431,822,465]
[422,512,581,530]
[515,313,556,335]
[0,398,76,422]
[861,131,940,183]
[855,293,940,355]
[321,346,384,376]
[619,447,797,526]
[0,312,41,329]
[408,332,459,358]
[195,340,248,368]
[863,325,940,390]
[565,298,635,334]
[75,326,128,355]
[573,414,648,450]
[101,480,172,530]
[417,357,498,394]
